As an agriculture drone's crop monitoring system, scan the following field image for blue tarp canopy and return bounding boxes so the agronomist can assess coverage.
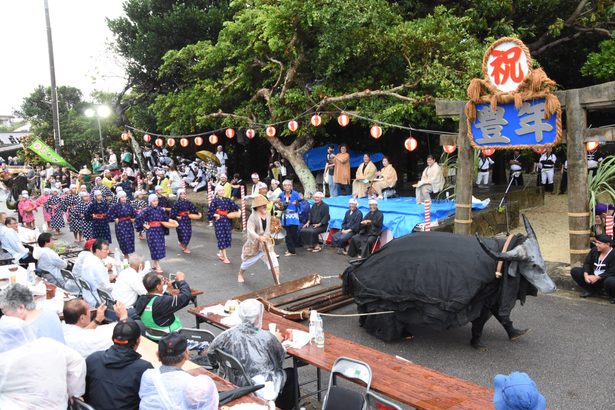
[322,196,487,238]
[303,144,384,172]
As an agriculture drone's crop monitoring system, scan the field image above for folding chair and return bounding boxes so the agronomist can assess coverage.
[97,288,115,306]
[370,234,382,255]
[366,391,402,410]
[322,357,372,410]
[319,225,331,249]
[179,328,215,344]
[77,278,100,306]
[35,268,63,288]
[61,269,82,296]
[180,328,216,369]
[211,348,253,387]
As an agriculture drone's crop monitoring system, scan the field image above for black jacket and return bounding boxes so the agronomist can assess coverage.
[341,209,363,234]
[360,210,384,236]
[85,344,153,410]
[583,248,615,279]
[307,202,330,226]
[134,280,192,327]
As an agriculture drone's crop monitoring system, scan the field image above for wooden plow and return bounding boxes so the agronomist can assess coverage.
[234,274,353,321]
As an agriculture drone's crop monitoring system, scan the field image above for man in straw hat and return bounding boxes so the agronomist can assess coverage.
[239,195,280,285]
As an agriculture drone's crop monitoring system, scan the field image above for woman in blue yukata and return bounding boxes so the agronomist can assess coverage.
[206,185,239,264]
[86,190,112,243]
[170,188,202,254]
[135,194,177,273]
[45,188,65,233]
[108,191,136,258]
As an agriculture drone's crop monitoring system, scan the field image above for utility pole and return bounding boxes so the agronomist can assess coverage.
[44,0,62,154]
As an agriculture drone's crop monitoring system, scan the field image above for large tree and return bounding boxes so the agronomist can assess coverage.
[152,1,484,194]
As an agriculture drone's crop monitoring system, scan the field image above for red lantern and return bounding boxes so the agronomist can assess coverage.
[246,128,255,140]
[225,128,235,139]
[167,138,175,147]
[266,126,276,138]
[310,114,322,127]
[288,120,298,132]
[194,136,203,146]
[155,138,164,147]
[121,132,129,141]
[482,148,495,156]
[209,134,219,145]
[532,147,545,155]
[180,138,189,147]
[143,133,151,143]
[370,125,383,139]
[404,137,418,152]
[585,141,599,152]
[443,145,457,154]
[338,113,350,127]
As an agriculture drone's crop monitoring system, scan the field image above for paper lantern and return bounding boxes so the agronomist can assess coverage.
[246,128,255,139]
[143,134,151,143]
[121,132,129,141]
[209,134,219,145]
[180,138,189,147]
[586,141,600,152]
[404,137,418,152]
[532,147,545,155]
[310,114,322,127]
[225,128,235,139]
[482,148,495,156]
[155,138,164,147]
[337,113,350,127]
[166,138,176,147]
[370,125,382,139]
[288,120,298,132]
[443,145,457,154]
[266,126,276,138]
[194,136,203,146]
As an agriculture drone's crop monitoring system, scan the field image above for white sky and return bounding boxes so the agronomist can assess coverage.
[0,0,127,115]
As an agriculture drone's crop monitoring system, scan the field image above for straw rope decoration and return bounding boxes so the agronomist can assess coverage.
[465,37,562,151]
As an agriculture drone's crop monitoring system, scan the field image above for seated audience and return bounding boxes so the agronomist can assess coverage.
[570,234,615,303]
[62,298,129,358]
[331,198,363,254]
[35,232,68,286]
[208,299,295,409]
[493,371,546,410]
[85,319,153,410]
[414,155,445,204]
[0,283,65,343]
[134,271,192,339]
[352,153,377,198]
[139,332,219,409]
[370,156,398,198]
[348,199,384,259]
[0,315,86,409]
[1,216,33,264]
[300,191,330,253]
[113,254,148,315]
[80,239,115,308]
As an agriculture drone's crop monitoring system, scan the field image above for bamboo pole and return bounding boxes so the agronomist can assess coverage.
[454,110,473,235]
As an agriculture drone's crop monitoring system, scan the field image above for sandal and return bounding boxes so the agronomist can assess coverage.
[312,246,322,253]
[183,248,191,254]
[237,274,245,283]
[284,251,295,257]
[223,258,231,264]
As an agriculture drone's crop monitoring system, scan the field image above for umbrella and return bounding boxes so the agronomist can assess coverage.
[218,385,264,406]
[196,150,220,166]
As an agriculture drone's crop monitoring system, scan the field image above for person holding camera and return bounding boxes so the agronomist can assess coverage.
[134,271,192,340]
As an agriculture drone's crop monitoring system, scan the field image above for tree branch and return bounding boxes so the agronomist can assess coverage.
[316,82,420,110]
[565,0,590,25]
[202,111,255,124]
[280,33,302,101]
[268,58,285,90]
[532,32,582,55]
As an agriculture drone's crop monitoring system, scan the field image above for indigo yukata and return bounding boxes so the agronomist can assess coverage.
[108,202,136,255]
[206,197,238,250]
[62,193,80,232]
[72,198,93,239]
[86,200,112,243]
[135,206,169,261]
[45,194,65,229]
[170,199,199,246]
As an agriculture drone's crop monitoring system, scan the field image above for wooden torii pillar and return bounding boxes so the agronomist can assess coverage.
[436,80,615,264]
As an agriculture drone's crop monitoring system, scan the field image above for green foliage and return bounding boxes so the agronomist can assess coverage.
[582,37,615,81]
[588,155,615,227]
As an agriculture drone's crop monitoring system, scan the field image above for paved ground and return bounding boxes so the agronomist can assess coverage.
[6,202,615,410]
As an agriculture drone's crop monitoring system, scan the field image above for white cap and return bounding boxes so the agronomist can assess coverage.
[348,198,358,205]
[116,191,127,199]
[368,198,378,205]
[313,191,324,198]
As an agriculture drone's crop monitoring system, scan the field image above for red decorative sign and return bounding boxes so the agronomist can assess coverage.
[484,38,531,93]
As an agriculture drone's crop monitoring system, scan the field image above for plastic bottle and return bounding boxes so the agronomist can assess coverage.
[309,310,318,341]
[27,263,36,284]
[314,312,325,348]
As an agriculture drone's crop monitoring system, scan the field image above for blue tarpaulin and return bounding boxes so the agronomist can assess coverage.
[322,196,487,238]
[303,144,384,171]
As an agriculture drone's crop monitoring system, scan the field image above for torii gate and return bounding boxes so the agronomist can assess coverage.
[436,80,615,265]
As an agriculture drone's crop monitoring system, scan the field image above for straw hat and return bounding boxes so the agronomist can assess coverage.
[252,195,269,209]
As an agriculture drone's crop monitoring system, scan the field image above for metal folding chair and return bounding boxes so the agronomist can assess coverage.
[77,278,100,306]
[97,288,115,306]
[61,269,82,296]
[322,357,372,410]
[211,349,253,387]
[366,391,402,410]
[179,328,215,344]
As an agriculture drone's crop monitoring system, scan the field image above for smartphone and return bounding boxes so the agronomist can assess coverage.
[106,298,117,310]
[169,273,176,282]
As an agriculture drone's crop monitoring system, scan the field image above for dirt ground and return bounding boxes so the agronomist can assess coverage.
[511,192,570,264]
